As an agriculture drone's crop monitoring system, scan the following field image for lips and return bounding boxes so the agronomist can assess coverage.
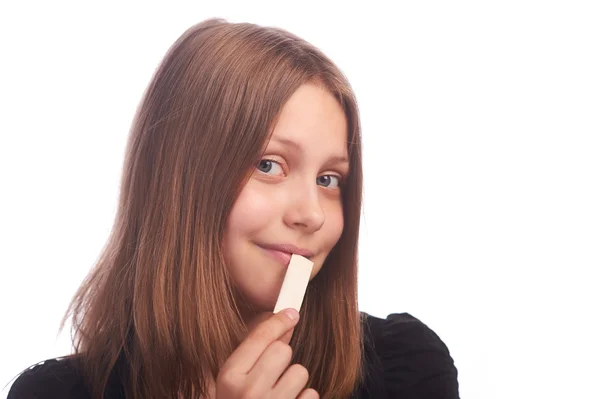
[257,243,315,265]
[262,248,294,265]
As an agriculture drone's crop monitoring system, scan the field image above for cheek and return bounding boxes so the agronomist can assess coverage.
[226,182,274,235]
[326,200,345,244]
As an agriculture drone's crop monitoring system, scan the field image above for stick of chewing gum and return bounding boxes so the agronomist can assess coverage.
[273,254,314,314]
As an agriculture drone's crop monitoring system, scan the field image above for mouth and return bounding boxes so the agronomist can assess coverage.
[257,243,315,265]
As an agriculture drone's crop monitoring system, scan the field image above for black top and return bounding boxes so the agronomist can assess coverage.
[7,313,459,398]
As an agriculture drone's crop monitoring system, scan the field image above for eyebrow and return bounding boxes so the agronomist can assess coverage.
[271,136,349,164]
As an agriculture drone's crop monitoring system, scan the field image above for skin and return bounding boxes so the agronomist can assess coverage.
[216,83,349,398]
[222,82,350,320]
[216,310,319,398]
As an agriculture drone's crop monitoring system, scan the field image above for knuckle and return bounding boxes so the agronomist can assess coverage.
[240,385,262,399]
[307,388,320,398]
[216,369,238,388]
[289,363,309,382]
[271,341,292,359]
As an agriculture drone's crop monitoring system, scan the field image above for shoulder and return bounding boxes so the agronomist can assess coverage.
[7,357,90,399]
[361,312,459,398]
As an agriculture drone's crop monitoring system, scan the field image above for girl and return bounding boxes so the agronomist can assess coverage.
[7,18,458,398]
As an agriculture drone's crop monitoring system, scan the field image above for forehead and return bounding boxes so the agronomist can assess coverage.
[270,83,348,155]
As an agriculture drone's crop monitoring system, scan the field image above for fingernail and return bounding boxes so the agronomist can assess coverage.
[283,308,299,321]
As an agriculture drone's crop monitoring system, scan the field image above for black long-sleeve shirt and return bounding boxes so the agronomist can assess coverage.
[7,313,459,398]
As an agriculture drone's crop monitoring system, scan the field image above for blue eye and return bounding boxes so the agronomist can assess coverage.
[317,175,341,188]
[257,159,284,175]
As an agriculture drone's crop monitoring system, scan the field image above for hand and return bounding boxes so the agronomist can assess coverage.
[216,309,319,399]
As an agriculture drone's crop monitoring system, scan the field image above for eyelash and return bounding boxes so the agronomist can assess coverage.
[256,158,345,188]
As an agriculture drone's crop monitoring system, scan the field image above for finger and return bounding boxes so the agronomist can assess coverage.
[221,308,299,373]
[279,328,294,345]
[246,340,292,389]
[271,363,310,398]
[297,388,320,399]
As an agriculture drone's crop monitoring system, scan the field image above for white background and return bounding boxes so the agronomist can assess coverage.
[1,1,599,398]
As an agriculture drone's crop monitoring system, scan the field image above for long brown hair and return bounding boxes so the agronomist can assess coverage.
[58,18,364,398]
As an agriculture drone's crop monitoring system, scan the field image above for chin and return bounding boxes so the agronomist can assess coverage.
[242,293,278,313]
[235,279,280,313]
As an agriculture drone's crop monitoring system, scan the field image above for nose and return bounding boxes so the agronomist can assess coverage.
[283,180,326,233]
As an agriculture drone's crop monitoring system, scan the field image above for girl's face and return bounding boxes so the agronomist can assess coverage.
[223,83,349,312]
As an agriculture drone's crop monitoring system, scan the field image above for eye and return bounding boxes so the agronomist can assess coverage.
[256,159,284,176]
[317,175,341,189]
